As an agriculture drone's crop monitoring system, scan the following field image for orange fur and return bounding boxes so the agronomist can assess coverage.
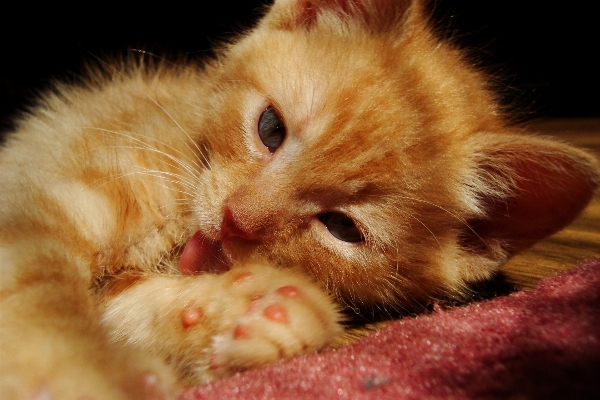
[0,0,598,398]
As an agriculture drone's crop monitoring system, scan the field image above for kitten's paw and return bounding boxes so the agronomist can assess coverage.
[0,331,177,400]
[102,264,341,385]
[23,369,172,400]
[207,265,342,378]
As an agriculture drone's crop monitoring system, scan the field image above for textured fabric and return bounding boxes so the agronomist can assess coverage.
[182,259,600,399]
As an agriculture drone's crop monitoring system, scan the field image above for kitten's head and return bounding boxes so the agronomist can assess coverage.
[184,0,599,312]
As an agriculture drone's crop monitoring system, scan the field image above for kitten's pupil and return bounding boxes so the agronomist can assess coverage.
[318,213,364,243]
[258,106,286,153]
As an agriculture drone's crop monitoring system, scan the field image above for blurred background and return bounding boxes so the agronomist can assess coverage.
[1,0,598,137]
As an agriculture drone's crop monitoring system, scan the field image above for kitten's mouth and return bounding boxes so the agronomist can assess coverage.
[179,231,231,275]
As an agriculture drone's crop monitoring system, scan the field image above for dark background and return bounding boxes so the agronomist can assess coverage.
[1,1,598,136]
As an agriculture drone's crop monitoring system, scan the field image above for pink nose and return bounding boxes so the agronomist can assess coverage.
[220,206,259,241]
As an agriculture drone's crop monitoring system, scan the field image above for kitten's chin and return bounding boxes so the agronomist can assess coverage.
[179,231,231,275]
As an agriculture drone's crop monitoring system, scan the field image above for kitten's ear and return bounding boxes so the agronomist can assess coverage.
[463,133,599,258]
[265,0,420,33]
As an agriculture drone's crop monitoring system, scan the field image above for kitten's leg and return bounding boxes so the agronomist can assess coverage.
[0,247,177,400]
[102,263,342,385]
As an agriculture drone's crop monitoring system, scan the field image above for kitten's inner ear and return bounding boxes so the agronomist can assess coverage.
[268,0,416,32]
[463,134,599,258]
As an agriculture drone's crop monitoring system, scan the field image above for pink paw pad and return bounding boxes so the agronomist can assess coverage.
[181,306,203,328]
[234,324,251,339]
[122,371,167,400]
[263,304,288,323]
[140,372,166,400]
[276,285,302,298]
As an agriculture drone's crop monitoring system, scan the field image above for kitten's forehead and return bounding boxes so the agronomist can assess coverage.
[228,22,463,203]
[247,31,405,145]
[240,28,390,115]
[231,35,410,189]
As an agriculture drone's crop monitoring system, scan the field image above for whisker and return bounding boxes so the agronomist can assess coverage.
[81,137,205,194]
[396,209,441,248]
[137,92,212,169]
[76,49,212,169]
[99,159,201,193]
[89,171,196,199]
[129,49,177,66]
[393,194,485,246]
[85,127,204,176]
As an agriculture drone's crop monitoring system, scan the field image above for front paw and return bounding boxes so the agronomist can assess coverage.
[206,265,342,378]
[102,264,342,386]
[0,329,177,400]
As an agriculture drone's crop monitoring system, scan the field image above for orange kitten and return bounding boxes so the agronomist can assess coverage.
[1,0,598,399]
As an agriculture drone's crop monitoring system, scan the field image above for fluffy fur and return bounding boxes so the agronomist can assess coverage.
[0,0,598,398]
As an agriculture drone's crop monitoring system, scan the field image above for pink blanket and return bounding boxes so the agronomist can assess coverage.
[182,259,600,399]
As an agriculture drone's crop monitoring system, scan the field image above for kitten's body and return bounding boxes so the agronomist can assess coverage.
[1,1,598,399]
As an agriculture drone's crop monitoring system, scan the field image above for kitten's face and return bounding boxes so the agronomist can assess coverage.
[181,0,598,311]
[184,1,500,310]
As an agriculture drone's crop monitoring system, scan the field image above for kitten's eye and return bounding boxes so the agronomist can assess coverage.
[258,106,286,153]
[318,212,364,243]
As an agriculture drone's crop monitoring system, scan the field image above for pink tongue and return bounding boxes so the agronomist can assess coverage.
[179,231,230,275]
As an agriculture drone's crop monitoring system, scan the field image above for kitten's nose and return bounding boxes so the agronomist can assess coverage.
[220,206,259,241]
